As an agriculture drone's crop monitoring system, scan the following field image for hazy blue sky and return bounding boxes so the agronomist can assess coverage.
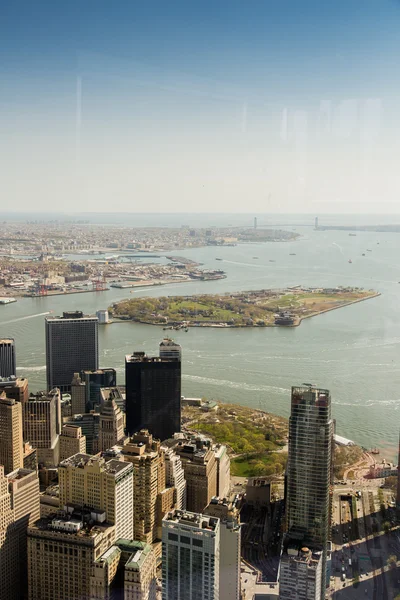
[2,0,400,214]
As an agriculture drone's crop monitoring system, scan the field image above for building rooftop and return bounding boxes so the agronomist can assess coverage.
[46,311,97,321]
[0,376,26,387]
[164,510,219,532]
[59,453,131,476]
[29,510,114,539]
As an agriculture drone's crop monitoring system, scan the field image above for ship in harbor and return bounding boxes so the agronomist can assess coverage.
[0,297,17,305]
[274,311,295,326]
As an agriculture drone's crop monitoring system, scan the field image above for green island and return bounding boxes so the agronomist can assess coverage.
[109,286,379,327]
[182,402,363,478]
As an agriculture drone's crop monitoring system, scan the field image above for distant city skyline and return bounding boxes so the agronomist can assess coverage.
[2,1,400,214]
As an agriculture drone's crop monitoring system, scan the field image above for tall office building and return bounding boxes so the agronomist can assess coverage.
[0,394,24,474]
[162,446,187,510]
[125,347,181,441]
[59,424,86,461]
[214,443,231,499]
[27,512,115,600]
[280,546,323,600]
[0,338,16,377]
[281,385,333,600]
[159,337,182,360]
[71,372,86,414]
[24,389,61,466]
[0,466,40,600]
[174,439,217,513]
[81,368,116,411]
[45,311,99,392]
[162,509,220,600]
[91,539,157,600]
[122,430,171,544]
[204,497,241,600]
[98,396,125,451]
[59,453,134,540]
[0,375,29,404]
[397,432,400,514]
[66,412,100,454]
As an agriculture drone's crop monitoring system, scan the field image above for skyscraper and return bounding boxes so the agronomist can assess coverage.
[162,509,220,600]
[0,338,16,377]
[0,394,24,474]
[81,368,116,411]
[286,385,333,547]
[45,311,99,392]
[122,430,170,544]
[98,396,125,451]
[59,424,86,461]
[70,372,86,414]
[173,439,217,513]
[0,466,40,600]
[58,453,134,540]
[159,337,182,360]
[23,389,62,466]
[27,512,115,600]
[125,348,181,441]
[279,546,323,600]
[204,497,241,600]
[280,385,333,600]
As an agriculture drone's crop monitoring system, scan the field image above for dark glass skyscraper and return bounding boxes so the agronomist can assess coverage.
[45,312,98,393]
[125,345,181,441]
[0,338,16,377]
[81,368,116,411]
[281,384,334,600]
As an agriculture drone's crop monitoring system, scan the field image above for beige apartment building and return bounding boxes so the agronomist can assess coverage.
[28,514,115,600]
[0,466,40,600]
[59,424,86,461]
[59,453,134,540]
[122,430,175,544]
[0,393,24,474]
[98,396,125,451]
[90,539,157,600]
[174,440,217,513]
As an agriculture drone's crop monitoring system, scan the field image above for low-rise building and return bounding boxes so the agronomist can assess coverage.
[59,424,86,461]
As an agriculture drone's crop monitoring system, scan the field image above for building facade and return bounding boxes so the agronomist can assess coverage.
[90,538,157,600]
[0,394,24,474]
[71,372,86,415]
[59,454,133,540]
[283,385,334,600]
[28,514,115,600]
[0,338,16,377]
[279,545,323,600]
[59,424,86,461]
[81,368,117,412]
[204,497,241,600]
[213,444,230,499]
[24,389,62,466]
[45,311,99,392]
[174,440,217,513]
[163,446,187,510]
[0,466,40,600]
[98,397,125,451]
[125,350,181,441]
[162,509,220,600]
[122,431,170,544]
[0,375,29,404]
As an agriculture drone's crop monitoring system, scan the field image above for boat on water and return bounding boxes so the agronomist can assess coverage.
[215,258,223,261]
[348,259,352,263]
[253,257,259,259]
[362,253,365,256]
[289,253,296,256]
[269,260,275,263]
[367,249,372,252]
[0,297,17,305]
[349,233,357,236]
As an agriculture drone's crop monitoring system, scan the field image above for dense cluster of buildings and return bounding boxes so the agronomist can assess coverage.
[0,309,397,599]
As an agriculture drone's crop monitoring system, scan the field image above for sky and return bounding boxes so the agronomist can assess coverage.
[1,0,400,214]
